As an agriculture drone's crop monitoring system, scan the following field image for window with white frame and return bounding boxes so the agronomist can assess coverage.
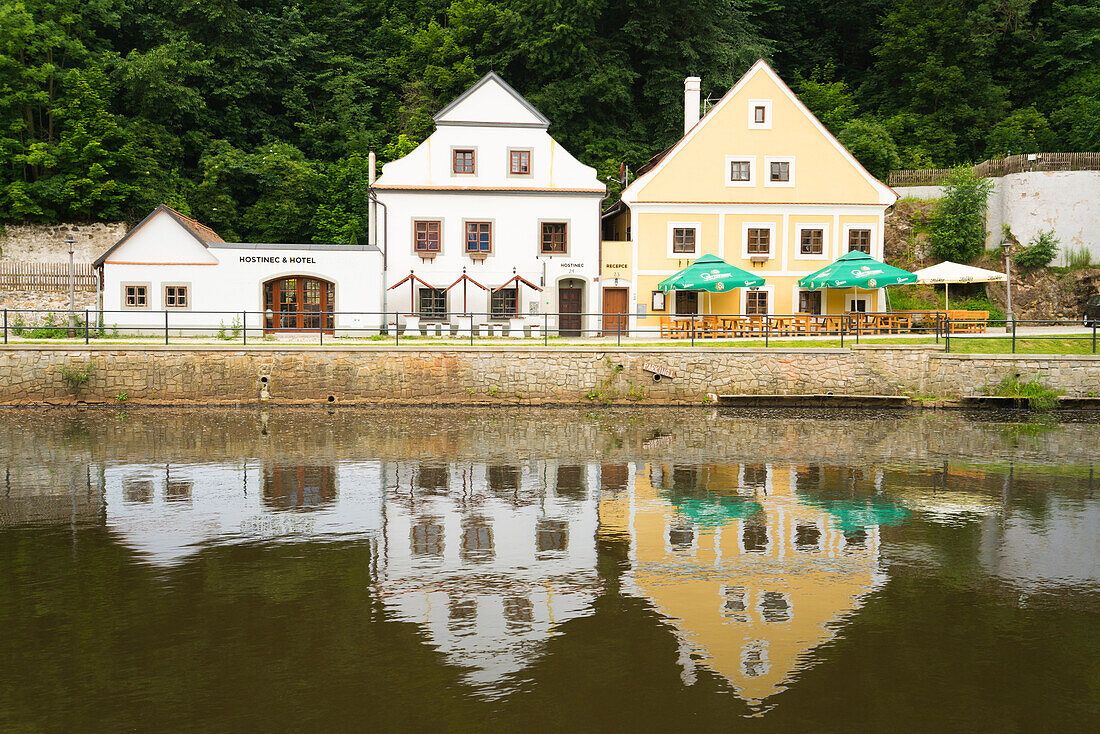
[746,290,769,315]
[725,155,755,187]
[764,156,795,187]
[673,228,695,253]
[748,99,772,130]
[668,224,699,257]
[747,228,770,256]
[848,228,872,253]
[799,228,823,255]
[741,223,776,260]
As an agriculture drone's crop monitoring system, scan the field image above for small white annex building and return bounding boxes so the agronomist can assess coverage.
[372,72,606,336]
[94,205,383,335]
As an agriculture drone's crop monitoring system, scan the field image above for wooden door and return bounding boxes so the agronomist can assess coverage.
[601,288,629,336]
[559,286,582,336]
[264,277,335,333]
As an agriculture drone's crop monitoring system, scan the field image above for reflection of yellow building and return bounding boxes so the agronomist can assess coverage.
[601,463,884,704]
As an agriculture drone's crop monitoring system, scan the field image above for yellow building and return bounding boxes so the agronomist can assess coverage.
[602,60,898,331]
[599,463,887,705]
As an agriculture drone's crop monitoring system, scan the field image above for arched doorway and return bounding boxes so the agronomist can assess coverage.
[263,276,335,333]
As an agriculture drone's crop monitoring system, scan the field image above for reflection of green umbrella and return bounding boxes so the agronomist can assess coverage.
[795,491,910,531]
[798,250,916,291]
[664,492,763,527]
[658,254,765,293]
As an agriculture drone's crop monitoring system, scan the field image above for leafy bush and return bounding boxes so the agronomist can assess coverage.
[10,314,26,336]
[28,312,83,339]
[57,363,94,397]
[1064,245,1092,270]
[984,373,1062,410]
[930,167,994,262]
[1014,230,1059,269]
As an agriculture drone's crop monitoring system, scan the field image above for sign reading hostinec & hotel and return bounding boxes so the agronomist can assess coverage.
[239,255,318,264]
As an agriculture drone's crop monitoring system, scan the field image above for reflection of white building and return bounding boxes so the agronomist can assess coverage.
[103,461,384,567]
[374,461,602,692]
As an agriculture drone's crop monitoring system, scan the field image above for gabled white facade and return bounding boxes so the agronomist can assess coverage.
[96,205,383,335]
[373,72,606,335]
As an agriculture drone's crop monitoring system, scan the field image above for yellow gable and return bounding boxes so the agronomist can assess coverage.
[632,61,894,206]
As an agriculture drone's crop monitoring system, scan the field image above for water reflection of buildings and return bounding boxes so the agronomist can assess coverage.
[600,463,891,704]
[103,462,384,566]
[374,461,605,691]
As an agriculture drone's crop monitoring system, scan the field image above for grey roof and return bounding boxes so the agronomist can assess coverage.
[209,242,381,252]
[432,71,551,127]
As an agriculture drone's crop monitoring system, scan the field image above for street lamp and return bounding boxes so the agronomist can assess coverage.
[66,233,76,336]
[1002,241,1014,333]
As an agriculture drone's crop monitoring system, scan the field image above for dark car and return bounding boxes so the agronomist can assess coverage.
[1085,294,1100,327]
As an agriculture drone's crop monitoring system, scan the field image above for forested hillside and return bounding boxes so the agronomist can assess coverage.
[2,0,1097,242]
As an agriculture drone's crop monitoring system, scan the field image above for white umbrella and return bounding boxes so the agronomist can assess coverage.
[913,261,1006,309]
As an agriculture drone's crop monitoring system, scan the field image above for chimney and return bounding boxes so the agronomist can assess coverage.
[684,77,701,134]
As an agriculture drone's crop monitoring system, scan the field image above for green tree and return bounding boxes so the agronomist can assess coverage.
[930,166,995,262]
[792,65,857,133]
[985,106,1057,156]
[837,118,899,180]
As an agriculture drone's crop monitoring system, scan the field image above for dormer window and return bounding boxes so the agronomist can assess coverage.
[453,148,476,174]
[509,149,531,175]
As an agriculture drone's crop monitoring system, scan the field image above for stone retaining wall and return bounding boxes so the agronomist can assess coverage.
[0,222,125,262]
[0,289,97,316]
[0,344,1097,405]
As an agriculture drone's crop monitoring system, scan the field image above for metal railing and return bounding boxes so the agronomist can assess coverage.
[944,317,1098,354]
[0,308,978,347]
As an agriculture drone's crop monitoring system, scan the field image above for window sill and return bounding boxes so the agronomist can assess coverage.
[467,252,490,261]
[415,251,439,259]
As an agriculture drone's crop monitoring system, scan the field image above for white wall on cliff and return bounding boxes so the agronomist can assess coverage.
[894,170,1100,264]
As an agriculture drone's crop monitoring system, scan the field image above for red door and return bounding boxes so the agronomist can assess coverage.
[558,287,582,336]
[601,288,629,336]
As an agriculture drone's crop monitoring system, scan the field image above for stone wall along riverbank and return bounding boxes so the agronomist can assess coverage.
[0,344,1098,405]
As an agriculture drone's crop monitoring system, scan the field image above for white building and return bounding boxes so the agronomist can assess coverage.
[94,204,383,336]
[372,72,607,336]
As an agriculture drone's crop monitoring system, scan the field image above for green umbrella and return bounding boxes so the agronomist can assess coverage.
[795,493,910,531]
[663,493,764,527]
[658,254,765,293]
[798,250,916,291]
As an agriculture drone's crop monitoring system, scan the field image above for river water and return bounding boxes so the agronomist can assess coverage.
[1,408,1098,731]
